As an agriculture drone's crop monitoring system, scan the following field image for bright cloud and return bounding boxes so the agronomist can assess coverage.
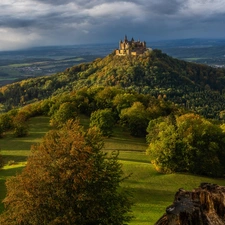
[0,0,225,50]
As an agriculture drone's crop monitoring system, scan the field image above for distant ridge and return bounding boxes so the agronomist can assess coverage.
[1,48,225,119]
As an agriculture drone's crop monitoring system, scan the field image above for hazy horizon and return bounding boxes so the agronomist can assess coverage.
[0,0,225,51]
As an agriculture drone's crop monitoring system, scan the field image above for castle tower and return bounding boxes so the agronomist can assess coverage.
[116,35,148,56]
[119,40,122,49]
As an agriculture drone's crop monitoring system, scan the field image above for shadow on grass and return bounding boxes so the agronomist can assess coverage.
[127,187,174,203]
[109,136,146,144]
[0,139,38,151]
[119,157,150,163]
[2,155,28,164]
[0,165,24,178]
[122,186,173,225]
[105,148,145,152]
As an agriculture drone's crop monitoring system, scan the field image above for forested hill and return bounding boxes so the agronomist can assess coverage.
[1,49,225,119]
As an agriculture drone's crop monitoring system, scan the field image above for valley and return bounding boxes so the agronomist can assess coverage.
[0,44,116,86]
[0,39,225,87]
[1,39,225,224]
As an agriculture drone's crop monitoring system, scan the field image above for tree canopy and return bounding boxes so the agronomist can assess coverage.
[146,113,225,177]
[90,108,115,136]
[1,50,225,119]
[0,120,133,225]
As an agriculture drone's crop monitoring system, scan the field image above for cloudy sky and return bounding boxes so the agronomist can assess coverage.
[0,0,225,50]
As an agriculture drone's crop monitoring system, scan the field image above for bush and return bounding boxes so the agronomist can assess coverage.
[13,124,29,137]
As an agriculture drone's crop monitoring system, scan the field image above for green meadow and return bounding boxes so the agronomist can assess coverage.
[0,116,225,225]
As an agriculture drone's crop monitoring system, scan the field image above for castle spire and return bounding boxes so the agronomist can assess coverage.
[124,35,127,41]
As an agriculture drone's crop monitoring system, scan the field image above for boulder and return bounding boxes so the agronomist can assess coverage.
[155,183,225,225]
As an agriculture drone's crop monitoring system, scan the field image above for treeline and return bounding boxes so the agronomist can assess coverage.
[1,85,225,177]
[1,50,225,119]
[0,86,176,138]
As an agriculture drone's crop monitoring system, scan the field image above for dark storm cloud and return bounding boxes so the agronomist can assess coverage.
[0,18,36,28]
[149,0,186,15]
[0,0,224,50]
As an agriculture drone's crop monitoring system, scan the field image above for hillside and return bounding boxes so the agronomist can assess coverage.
[1,48,225,225]
[1,49,225,119]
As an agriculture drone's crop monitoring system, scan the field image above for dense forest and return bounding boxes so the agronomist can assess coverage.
[1,49,225,119]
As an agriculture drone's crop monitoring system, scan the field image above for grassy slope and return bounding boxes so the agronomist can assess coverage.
[0,116,50,212]
[106,128,225,224]
[0,116,225,225]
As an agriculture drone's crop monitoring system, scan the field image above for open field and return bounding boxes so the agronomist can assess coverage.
[0,57,90,86]
[0,116,225,224]
[0,44,115,86]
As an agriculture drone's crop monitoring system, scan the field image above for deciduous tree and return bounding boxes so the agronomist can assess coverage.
[90,108,116,136]
[12,111,29,137]
[0,120,132,225]
[50,102,77,127]
[120,102,149,137]
[146,113,225,177]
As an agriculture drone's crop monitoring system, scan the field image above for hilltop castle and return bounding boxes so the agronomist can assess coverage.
[115,35,147,56]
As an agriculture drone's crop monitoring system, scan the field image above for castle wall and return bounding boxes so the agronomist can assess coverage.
[116,36,147,56]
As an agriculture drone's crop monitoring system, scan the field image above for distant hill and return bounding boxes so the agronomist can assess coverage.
[149,38,225,67]
[1,49,225,119]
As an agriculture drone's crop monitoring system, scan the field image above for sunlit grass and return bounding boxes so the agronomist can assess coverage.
[0,116,50,211]
[0,115,225,225]
[121,158,225,224]
[0,116,50,163]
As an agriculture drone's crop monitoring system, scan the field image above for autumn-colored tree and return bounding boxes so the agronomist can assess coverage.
[0,120,132,225]
[12,111,29,137]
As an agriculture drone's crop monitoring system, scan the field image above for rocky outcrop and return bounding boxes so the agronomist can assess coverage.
[155,183,225,225]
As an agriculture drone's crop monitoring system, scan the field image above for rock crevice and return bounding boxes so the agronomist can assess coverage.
[155,183,225,225]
